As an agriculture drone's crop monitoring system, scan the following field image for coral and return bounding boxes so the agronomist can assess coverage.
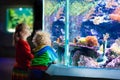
[78,55,99,68]
[110,38,120,55]
[106,56,120,68]
[77,37,87,46]
[109,7,120,22]
[93,16,104,25]
[85,36,98,47]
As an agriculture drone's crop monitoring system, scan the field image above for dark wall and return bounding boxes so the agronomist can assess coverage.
[0,0,42,57]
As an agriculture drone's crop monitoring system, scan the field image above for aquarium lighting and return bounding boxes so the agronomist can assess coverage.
[19,8,23,11]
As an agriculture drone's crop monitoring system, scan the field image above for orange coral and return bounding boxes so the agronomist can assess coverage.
[109,7,120,22]
[109,14,120,22]
[85,36,98,47]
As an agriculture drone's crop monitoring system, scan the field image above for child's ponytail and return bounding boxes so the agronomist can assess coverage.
[12,23,26,46]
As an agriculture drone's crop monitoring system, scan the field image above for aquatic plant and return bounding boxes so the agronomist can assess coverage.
[69,0,98,16]
[44,0,65,16]
[7,8,33,32]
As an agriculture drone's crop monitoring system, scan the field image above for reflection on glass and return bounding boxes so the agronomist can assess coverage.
[43,0,66,64]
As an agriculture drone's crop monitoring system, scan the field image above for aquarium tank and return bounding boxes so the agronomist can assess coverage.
[43,0,66,64]
[6,7,33,32]
[43,0,120,69]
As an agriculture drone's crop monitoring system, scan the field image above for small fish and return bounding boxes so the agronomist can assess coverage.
[90,29,98,35]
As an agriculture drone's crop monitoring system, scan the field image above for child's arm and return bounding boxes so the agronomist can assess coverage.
[19,39,34,60]
[48,46,58,63]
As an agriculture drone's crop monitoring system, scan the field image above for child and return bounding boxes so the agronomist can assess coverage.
[12,23,34,80]
[29,31,57,80]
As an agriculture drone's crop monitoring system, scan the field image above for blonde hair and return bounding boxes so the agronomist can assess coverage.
[33,31,51,46]
[13,23,28,46]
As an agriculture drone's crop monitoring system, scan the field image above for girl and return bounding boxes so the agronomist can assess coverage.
[29,31,57,80]
[12,23,34,80]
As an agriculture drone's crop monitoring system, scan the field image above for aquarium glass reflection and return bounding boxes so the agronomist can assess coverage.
[6,7,33,32]
[43,0,120,69]
[43,0,66,64]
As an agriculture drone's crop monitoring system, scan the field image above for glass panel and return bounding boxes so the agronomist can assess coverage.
[69,0,120,69]
[43,0,120,69]
[43,0,66,64]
